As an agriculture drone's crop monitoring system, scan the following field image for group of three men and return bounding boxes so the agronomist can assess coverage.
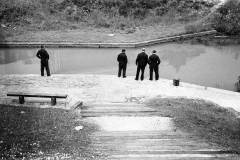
[117,48,161,80]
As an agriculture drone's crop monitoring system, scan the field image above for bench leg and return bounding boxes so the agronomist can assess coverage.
[51,98,56,106]
[19,96,25,104]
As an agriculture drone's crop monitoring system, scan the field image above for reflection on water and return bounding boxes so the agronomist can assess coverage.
[0,49,34,64]
[0,43,240,90]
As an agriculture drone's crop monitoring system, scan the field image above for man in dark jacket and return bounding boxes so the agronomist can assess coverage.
[135,48,148,81]
[117,49,128,78]
[36,45,51,76]
[148,50,161,80]
[235,76,240,92]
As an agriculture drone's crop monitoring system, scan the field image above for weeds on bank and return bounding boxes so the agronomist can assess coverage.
[0,0,217,32]
[0,104,99,159]
[146,98,240,153]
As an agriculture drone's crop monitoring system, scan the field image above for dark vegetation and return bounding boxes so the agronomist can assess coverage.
[187,0,240,36]
[212,0,240,36]
[147,98,240,153]
[0,104,101,159]
[0,0,216,31]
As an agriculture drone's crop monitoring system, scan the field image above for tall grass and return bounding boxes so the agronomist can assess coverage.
[147,98,240,153]
[0,0,217,31]
[0,104,99,159]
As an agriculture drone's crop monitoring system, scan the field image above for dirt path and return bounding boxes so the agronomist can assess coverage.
[81,103,239,160]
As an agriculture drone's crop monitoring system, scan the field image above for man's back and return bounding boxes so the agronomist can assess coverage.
[148,54,160,66]
[117,53,128,64]
[37,49,49,61]
[136,52,148,67]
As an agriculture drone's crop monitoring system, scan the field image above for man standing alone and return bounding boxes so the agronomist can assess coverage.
[148,50,161,80]
[36,45,51,76]
[117,49,128,78]
[135,48,148,81]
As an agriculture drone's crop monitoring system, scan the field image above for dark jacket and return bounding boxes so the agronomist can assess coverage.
[36,49,49,61]
[148,54,161,67]
[117,52,128,65]
[136,52,148,67]
[235,81,240,92]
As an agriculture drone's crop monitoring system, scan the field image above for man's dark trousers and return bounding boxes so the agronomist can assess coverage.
[118,63,127,78]
[41,60,50,76]
[149,65,159,80]
[136,65,146,81]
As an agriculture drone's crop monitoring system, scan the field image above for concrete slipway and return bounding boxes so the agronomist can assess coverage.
[1,74,239,112]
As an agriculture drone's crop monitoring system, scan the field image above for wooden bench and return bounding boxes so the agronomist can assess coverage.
[7,92,68,106]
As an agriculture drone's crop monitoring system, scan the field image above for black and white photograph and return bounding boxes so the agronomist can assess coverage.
[0,0,240,159]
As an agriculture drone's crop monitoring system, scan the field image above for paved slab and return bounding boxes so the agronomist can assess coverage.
[1,75,240,112]
[82,103,239,160]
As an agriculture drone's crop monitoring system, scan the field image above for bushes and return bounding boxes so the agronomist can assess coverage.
[212,0,240,35]
[0,0,216,31]
[0,0,37,22]
[88,10,111,28]
[66,0,215,19]
[0,0,63,23]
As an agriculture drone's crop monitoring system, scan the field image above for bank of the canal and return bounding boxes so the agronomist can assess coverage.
[0,30,217,48]
[1,74,240,112]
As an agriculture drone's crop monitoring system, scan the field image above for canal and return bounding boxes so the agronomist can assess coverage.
[0,43,240,91]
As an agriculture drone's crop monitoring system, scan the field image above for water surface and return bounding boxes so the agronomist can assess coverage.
[0,43,240,90]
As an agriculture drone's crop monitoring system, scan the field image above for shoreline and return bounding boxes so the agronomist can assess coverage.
[1,74,240,112]
[0,30,217,48]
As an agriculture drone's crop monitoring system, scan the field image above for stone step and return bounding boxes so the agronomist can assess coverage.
[92,149,234,155]
[91,144,220,151]
[81,107,155,112]
[81,104,158,116]
[110,153,239,160]
[81,112,164,117]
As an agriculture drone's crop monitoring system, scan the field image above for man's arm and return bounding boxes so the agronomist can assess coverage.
[36,50,41,59]
[117,54,120,62]
[145,55,148,66]
[157,57,161,65]
[135,55,139,65]
[45,51,49,60]
[148,56,151,65]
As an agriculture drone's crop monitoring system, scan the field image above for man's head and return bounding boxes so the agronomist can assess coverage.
[142,48,145,52]
[122,49,126,53]
[152,50,156,54]
[40,45,44,49]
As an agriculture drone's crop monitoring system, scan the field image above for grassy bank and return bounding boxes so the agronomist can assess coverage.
[1,23,187,43]
[146,98,240,153]
[0,104,102,159]
[0,0,217,42]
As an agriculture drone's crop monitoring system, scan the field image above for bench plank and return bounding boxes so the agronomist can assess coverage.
[7,92,67,98]
[7,92,68,106]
